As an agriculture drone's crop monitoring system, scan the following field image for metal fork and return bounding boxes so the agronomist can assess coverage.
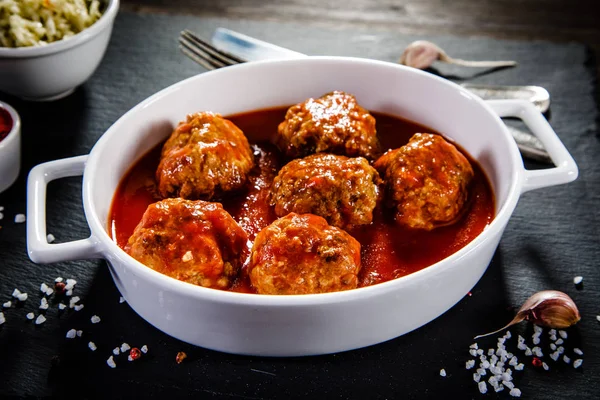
[178,29,552,164]
[179,30,245,71]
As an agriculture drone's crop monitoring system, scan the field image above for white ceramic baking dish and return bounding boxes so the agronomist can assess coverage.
[26,57,578,356]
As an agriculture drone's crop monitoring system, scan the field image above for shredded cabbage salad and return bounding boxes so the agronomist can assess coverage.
[0,0,103,48]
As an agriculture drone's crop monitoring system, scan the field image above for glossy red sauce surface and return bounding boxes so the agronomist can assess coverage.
[0,107,13,142]
[109,107,495,293]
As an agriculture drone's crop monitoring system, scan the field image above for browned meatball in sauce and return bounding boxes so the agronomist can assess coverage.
[275,91,380,160]
[270,153,381,230]
[157,112,254,200]
[125,198,248,289]
[249,213,361,295]
[374,133,474,230]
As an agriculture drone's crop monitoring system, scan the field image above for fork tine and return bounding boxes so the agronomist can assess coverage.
[179,35,229,69]
[179,45,218,71]
[179,30,245,67]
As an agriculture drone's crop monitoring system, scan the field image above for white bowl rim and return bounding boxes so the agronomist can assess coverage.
[0,100,21,148]
[85,56,524,307]
[0,0,119,58]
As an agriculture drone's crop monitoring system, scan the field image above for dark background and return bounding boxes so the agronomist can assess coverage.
[1,1,599,399]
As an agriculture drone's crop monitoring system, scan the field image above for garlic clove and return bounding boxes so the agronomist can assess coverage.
[474,290,580,339]
[399,40,517,70]
[399,40,443,70]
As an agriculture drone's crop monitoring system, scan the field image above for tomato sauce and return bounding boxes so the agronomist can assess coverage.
[109,107,495,292]
[0,107,13,142]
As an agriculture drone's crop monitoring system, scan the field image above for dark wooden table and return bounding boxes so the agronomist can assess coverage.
[121,0,600,83]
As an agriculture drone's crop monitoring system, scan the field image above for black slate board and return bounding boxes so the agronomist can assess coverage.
[1,11,599,399]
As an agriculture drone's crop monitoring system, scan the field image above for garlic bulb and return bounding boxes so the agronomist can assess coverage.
[399,40,517,70]
[474,290,581,339]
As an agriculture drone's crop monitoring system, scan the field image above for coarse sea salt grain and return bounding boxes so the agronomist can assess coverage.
[524,348,533,356]
[40,283,49,293]
[107,356,116,369]
[128,355,134,362]
[473,373,481,382]
[478,381,487,394]
[58,303,66,310]
[88,342,97,351]
[466,360,475,369]
[596,315,600,322]
[509,388,522,397]
[91,315,101,324]
[141,345,148,354]
[477,368,486,376]
[550,343,557,351]
[65,290,73,297]
[113,347,120,356]
[26,312,34,320]
[556,338,564,345]
[120,343,131,352]
[542,362,550,371]
[66,279,77,286]
[503,380,515,389]
[35,315,46,325]
[515,363,524,371]
[439,369,446,377]
[3,301,11,308]
[119,296,125,304]
[550,352,559,361]
[532,336,541,345]
[66,329,77,339]
[47,234,55,243]
[45,288,54,296]
[16,293,28,302]
[14,214,25,223]
[559,330,568,339]
[470,343,478,349]
[69,296,81,308]
[469,349,477,357]
[74,304,84,311]
[573,348,583,356]
[563,355,571,364]
[55,277,63,283]
[0,312,5,325]
[573,276,583,285]
[39,298,48,310]
[573,359,583,368]
[76,330,83,337]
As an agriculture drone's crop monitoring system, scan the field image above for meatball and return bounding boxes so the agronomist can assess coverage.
[270,153,381,230]
[275,91,380,160]
[374,133,474,230]
[125,198,248,289]
[248,213,361,295]
[156,112,254,200]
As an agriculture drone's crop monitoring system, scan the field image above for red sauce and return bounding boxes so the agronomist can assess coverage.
[0,107,13,142]
[109,107,495,293]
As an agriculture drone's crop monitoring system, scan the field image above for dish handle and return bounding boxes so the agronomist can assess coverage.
[26,155,103,263]
[486,99,578,193]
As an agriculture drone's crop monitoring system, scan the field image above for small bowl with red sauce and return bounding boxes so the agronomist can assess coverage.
[25,57,578,356]
[0,101,21,194]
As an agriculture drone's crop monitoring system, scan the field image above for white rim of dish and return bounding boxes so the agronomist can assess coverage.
[85,57,523,306]
[0,0,119,58]
[0,101,21,147]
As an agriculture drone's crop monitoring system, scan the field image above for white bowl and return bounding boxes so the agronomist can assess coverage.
[0,101,21,194]
[0,0,119,101]
[25,57,578,356]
